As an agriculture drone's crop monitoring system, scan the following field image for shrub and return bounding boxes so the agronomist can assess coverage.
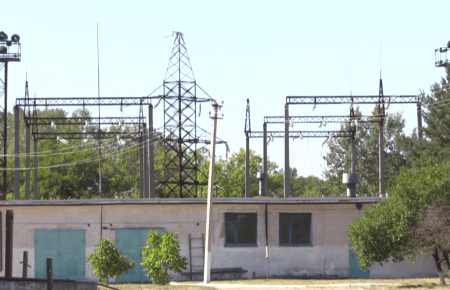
[87,238,136,284]
[141,230,188,285]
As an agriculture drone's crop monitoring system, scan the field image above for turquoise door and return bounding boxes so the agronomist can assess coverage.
[115,228,164,282]
[349,244,370,278]
[35,230,86,282]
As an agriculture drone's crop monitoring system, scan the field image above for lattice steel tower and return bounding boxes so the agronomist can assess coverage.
[161,32,202,198]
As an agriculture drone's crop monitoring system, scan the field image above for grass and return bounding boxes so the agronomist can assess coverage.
[98,278,450,290]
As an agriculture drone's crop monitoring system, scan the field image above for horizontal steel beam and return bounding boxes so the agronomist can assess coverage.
[27,117,145,126]
[249,130,353,138]
[286,95,418,105]
[264,115,379,124]
[32,131,142,140]
[17,95,213,107]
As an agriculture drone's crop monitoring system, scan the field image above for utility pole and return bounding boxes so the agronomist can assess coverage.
[284,104,290,198]
[245,99,251,198]
[378,78,386,197]
[204,104,219,284]
[14,105,20,199]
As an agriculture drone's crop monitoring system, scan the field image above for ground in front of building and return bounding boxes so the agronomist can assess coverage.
[105,278,450,290]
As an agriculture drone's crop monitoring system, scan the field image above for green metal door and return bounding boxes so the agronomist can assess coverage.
[115,228,164,282]
[349,243,370,278]
[35,230,85,282]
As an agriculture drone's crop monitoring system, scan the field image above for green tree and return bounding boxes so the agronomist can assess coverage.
[141,230,188,285]
[348,161,450,282]
[324,107,407,196]
[87,238,136,285]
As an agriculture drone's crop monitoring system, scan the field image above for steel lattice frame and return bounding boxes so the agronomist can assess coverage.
[161,32,203,198]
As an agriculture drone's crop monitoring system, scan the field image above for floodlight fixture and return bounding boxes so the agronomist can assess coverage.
[0,32,7,41]
[448,40,450,49]
[11,34,20,43]
[0,46,6,54]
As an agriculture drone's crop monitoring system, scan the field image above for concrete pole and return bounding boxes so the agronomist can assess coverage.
[417,102,423,140]
[263,123,268,196]
[284,104,291,198]
[351,131,356,174]
[33,139,38,200]
[149,105,156,198]
[143,124,149,198]
[379,107,386,197]
[25,125,31,199]
[245,136,250,198]
[5,210,14,278]
[204,104,219,284]
[14,106,20,200]
[139,140,143,198]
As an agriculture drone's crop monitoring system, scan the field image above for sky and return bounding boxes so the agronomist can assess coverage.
[1,0,449,178]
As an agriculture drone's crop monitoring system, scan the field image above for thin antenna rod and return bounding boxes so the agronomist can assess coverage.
[380,40,382,79]
[97,23,102,196]
[350,66,352,96]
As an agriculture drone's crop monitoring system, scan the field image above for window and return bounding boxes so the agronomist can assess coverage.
[225,213,257,246]
[279,213,311,246]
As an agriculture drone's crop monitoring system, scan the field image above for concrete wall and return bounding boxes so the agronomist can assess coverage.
[0,280,97,290]
[0,202,438,282]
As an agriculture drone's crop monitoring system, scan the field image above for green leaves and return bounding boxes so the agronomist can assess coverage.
[141,230,188,285]
[87,238,136,284]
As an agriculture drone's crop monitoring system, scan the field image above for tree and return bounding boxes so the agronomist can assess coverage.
[410,204,450,284]
[141,230,188,285]
[348,161,450,282]
[324,107,407,196]
[87,238,136,284]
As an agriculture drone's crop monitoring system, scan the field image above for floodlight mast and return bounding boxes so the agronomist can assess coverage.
[0,31,21,200]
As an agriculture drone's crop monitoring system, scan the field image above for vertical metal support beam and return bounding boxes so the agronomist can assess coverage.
[5,210,13,278]
[33,139,38,200]
[284,104,291,198]
[263,123,268,196]
[2,63,8,200]
[417,102,423,139]
[139,140,143,198]
[188,234,192,281]
[204,104,219,284]
[379,112,386,197]
[25,125,31,199]
[245,136,250,198]
[143,124,149,198]
[22,251,28,278]
[14,106,20,200]
[149,105,156,198]
[47,258,53,290]
[265,204,269,279]
[351,131,356,174]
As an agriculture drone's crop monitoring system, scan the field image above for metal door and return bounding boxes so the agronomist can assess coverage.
[349,244,370,278]
[35,230,85,282]
[115,228,164,282]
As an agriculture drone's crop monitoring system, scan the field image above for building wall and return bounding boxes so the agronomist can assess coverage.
[0,202,438,282]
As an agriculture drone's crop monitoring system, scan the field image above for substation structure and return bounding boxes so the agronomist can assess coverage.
[282,79,422,198]
[15,96,147,200]
[245,79,423,198]
[0,31,21,199]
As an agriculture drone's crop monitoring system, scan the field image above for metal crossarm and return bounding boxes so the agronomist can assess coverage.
[264,115,379,124]
[16,95,213,107]
[32,131,142,140]
[249,130,353,138]
[286,95,418,105]
[28,117,145,126]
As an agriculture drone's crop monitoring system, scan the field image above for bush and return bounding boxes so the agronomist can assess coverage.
[87,238,136,284]
[141,230,188,285]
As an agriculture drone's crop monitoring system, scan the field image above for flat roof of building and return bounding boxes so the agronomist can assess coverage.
[0,196,382,207]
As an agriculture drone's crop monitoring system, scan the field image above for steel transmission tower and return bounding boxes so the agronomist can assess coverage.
[162,32,203,198]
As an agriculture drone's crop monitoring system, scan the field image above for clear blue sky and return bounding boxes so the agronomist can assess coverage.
[2,0,449,178]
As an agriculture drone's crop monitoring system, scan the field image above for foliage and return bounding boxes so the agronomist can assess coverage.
[324,107,407,196]
[348,161,450,274]
[87,238,136,284]
[141,230,188,285]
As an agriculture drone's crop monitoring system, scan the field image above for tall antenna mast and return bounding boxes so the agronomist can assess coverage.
[97,23,102,197]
